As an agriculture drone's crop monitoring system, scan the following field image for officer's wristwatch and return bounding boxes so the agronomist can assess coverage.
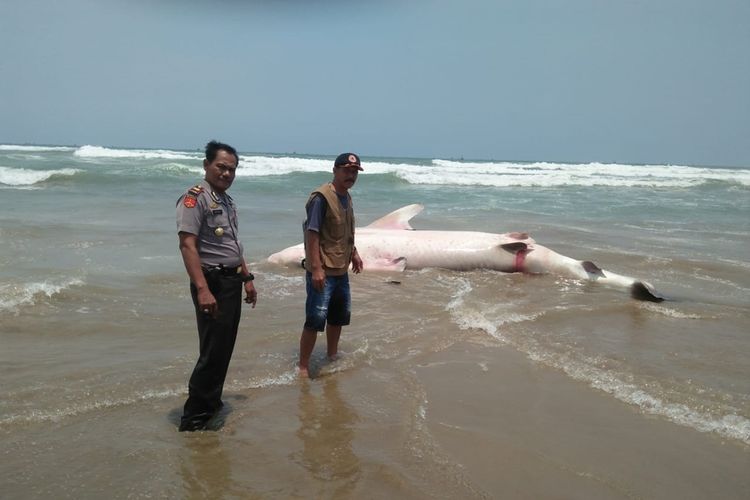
[241,273,255,283]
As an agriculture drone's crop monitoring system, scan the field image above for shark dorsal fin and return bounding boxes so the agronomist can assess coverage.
[365,204,424,230]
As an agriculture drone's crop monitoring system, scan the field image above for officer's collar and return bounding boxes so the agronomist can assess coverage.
[201,179,233,204]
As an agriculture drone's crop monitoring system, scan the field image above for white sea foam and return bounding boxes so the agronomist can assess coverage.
[258,271,305,298]
[0,278,85,312]
[232,157,435,179]
[235,155,332,176]
[0,372,299,426]
[153,162,202,174]
[48,145,750,188]
[74,145,200,161]
[0,386,185,426]
[0,145,75,152]
[411,160,750,188]
[444,277,544,342]
[231,156,750,188]
[232,157,431,178]
[0,166,81,186]
[542,351,750,445]
[637,302,706,319]
[227,371,299,390]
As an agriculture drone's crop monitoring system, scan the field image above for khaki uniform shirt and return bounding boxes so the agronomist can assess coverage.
[176,179,244,267]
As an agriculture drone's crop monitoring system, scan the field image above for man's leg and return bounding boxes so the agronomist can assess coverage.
[325,274,351,361]
[298,327,318,377]
[181,277,241,431]
[326,324,342,360]
[298,272,330,377]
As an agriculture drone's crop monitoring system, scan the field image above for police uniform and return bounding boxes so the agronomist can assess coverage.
[176,179,246,430]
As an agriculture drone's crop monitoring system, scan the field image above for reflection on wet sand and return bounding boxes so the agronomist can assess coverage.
[293,376,361,496]
[179,432,232,500]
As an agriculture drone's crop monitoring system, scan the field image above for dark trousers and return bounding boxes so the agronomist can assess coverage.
[181,272,243,425]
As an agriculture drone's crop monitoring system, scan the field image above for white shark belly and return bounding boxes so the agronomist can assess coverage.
[356,229,519,271]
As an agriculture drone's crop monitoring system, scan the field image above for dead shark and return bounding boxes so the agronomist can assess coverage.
[267,204,664,302]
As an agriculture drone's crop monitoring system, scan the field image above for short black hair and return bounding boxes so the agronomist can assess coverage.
[205,140,239,165]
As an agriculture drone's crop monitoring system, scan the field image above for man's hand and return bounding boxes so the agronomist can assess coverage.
[244,281,257,308]
[197,286,219,318]
[312,267,325,291]
[352,250,364,274]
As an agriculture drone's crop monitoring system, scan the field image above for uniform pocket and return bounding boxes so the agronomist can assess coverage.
[206,210,230,230]
[205,210,230,240]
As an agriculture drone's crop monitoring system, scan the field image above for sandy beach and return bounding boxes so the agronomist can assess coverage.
[4,308,749,499]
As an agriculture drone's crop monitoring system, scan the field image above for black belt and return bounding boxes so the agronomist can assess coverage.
[202,265,242,276]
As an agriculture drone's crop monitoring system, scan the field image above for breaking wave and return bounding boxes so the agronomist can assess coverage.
[238,157,750,188]
[0,145,75,152]
[74,145,200,161]
[0,278,85,313]
[0,166,81,186]
[406,160,750,188]
[7,144,748,188]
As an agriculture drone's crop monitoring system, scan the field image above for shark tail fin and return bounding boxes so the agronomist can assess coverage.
[630,281,665,302]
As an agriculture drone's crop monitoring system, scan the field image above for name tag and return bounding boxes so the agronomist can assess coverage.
[212,209,223,215]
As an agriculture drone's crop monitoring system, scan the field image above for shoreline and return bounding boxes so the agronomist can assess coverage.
[415,339,750,499]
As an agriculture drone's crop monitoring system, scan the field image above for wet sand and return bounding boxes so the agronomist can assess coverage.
[3,326,748,499]
[414,341,750,499]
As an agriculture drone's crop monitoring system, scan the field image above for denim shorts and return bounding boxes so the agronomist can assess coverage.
[304,272,351,331]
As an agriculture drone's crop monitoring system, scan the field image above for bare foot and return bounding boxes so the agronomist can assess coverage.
[297,365,310,378]
[327,353,339,362]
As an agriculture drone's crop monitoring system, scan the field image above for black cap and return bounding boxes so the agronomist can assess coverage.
[334,152,363,171]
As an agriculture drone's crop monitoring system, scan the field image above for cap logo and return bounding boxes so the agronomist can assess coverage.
[348,154,357,164]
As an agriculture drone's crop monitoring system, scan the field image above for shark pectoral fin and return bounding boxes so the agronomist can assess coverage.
[582,260,605,277]
[364,204,424,230]
[500,242,528,254]
[366,257,407,272]
[631,281,665,302]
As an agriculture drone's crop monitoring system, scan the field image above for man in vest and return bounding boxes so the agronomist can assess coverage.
[298,152,364,377]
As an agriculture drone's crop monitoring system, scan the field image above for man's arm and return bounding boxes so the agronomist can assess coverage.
[305,229,325,291]
[178,232,217,316]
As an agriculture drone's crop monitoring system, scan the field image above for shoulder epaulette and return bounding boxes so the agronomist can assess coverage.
[187,185,204,196]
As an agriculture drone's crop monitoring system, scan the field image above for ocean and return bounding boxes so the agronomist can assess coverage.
[1,144,749,498]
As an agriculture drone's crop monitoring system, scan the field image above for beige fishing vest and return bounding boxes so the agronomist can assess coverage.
[304,183,355,276]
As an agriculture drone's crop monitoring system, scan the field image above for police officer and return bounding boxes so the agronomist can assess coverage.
[176,140,257,431]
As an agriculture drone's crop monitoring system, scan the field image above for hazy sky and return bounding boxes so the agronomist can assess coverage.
[2,0,748,165]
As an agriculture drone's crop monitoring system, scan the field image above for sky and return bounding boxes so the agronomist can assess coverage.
[1,0,749,166]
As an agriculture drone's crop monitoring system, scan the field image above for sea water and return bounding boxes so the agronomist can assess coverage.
[1,144,749,498]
